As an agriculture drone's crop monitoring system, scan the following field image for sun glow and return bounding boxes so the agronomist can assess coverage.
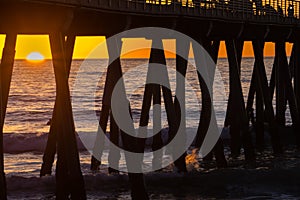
[26,52,45,62]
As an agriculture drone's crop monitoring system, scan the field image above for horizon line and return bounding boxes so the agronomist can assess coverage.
[14,56,277,61]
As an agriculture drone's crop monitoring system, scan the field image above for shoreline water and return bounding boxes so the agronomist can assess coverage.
[4,126,300,199]
[5,145,300,200]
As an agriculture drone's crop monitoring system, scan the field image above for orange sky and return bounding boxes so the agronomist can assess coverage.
[0,35,293,59]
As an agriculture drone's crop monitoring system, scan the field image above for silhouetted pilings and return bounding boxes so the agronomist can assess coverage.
[295,42,300,146]
[275,41,300,145]
[226,40,256,161]
[255,70,265,151]
[295,42,300,106]
[1,32,300,200]
[151,81,164,169]
[174,39,190,170]
[0,33,17,200]
[138,39,166,171]
[109,38,148,200]
[136,38,187,172]
[252,40,283,154]
[41,35,76,177]
[90,38,124,172]
[194,39,227,167]
[49,33,86,199]
[208,40,228,168]
[275,42,287,127]
[0,32,85,199]
[90,38,148,199]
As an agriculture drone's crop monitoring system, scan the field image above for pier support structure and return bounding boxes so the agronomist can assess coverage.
[252,40,282,154]
[225,39,255,161]
[246,60,265,151]
[225,39,244,157]
[255,67,265,151]
[138,38,186,171]
[174,38,190,171]
[0,33,17,200]
[91,38,123,174]
[41,35,76,176]
[91,37,149,199]
[49,32,86,199]
[138,39,165,171]
[275,42,287,127]
[293,41,300,147]
[275,41,300,146]
[194,39,227,167]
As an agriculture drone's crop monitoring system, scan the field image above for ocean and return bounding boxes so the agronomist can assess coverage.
[3,58,296,199]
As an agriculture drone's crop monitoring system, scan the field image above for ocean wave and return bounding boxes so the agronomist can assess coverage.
[6,167,300,200]
[3,127,230,154]
[3,133,88,154]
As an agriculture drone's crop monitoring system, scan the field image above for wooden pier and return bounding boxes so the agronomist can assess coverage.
[1,0,300,199]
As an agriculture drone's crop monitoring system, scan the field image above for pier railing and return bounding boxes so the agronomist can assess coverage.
[116,0,300,22]
[26,0,300,24]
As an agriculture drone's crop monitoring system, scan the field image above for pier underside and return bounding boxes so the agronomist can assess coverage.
[0,1,299,42]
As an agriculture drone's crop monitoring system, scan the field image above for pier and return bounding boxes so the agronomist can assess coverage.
[1,0,300,199]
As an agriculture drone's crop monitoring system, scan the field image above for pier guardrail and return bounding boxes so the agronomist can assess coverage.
[18,0,300,24]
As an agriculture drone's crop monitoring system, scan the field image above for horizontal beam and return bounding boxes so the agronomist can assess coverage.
[0,1,300,39]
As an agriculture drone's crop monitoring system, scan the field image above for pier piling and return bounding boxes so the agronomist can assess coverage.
[107,44,122,173]
[148,39,186,171]
[105,37,149,200]
[41,35,76,177]
[108,111,121,174]
[255,69,265,151]
[246,65,256,119]
[275,42,287,127]
[246,61,265,151]
[49,32,86,199]
[276,42,300,146]
[0,33,17,200]
[174,39,189,170]
[194,39,227,167]
[225,40,244,158]
[252,40,282,154]
[293,41,300,147]
[91,38,125,171]
[226,39,255,161]
[152,82,163,170]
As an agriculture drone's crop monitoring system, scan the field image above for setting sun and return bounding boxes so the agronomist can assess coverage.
[26,52,45,62]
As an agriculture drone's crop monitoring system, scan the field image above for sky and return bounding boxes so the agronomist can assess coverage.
[0,35,293,59]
